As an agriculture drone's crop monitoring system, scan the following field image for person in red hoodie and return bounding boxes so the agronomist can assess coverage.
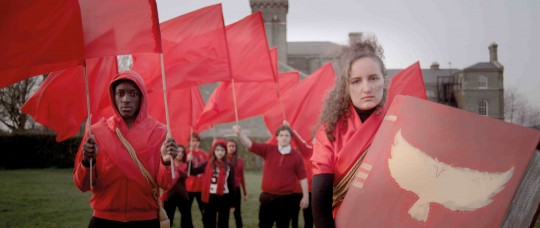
[234,124,309,228]
[226,139,247,228]
[161,144,192,228]
[185,132,207,226]
[188,139,236,228]
[73,70,178,227]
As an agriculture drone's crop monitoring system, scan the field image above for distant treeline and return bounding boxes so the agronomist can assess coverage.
[0,134,264,171]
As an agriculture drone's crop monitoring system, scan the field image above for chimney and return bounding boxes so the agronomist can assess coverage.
[430,62,440,70]
[348,32,363,45]
[489,42,498,62]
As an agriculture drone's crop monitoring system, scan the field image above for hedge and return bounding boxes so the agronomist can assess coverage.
[0,134,265,171]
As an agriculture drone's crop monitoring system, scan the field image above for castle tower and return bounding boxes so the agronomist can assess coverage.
[250,0,288,63]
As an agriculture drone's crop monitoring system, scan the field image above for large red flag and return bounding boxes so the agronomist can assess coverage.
[0,0,85,88]
[21,57,117,141]
[79,0,162,58]
[226,12,275,82]
[147,86,208,146]
[336,95,540,227]
[387,62,427,103]
[264,63,336,145]
[194,72,299,131]
[132,4,229,90]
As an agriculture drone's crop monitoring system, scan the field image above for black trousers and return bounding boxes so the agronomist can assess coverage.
[88,216,159,228]
[203,194,231,228]
[164,195,193,228]
[232,187,243,228]
[258,192,297,228]
[187,192,204,226]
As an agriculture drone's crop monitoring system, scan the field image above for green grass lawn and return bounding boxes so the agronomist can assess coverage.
[0,169,307,228]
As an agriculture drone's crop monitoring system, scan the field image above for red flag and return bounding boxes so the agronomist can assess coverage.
[132,4,229,90]
[79,0,162,58]
[226,12,275,82]
[336,95,540,227]
[386,61,427,105]
[270,48,279,80]
[0,0,84,88]
[147,86,208,146]
[264,63,336,145]
[21,57,117,141]
[194,72,299,131]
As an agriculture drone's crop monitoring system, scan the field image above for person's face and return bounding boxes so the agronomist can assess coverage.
[175,147,185,162]
[227,141,237,155]
[114,81,141,123]
[214,146,226,160]
[276,130,292,147]
[348,57,385,110]
[190,138,200,150]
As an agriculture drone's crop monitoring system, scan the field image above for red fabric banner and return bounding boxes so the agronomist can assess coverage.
[336,95,540,227]
[264,63,336,145]
[147,86,208,146]
[270,48,279,81]
[21,57,117,141]
[0,0,84,88]
[79,0,162,58]
[194,72,299,131]
[226,12,275,83]
[132,4,230,90]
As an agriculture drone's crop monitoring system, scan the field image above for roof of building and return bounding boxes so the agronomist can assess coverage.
[387,68,458,85]
[288,41,342,57]
[463,62,502,71]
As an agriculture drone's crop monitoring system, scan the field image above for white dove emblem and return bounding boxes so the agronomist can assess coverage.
[388,130,514,222]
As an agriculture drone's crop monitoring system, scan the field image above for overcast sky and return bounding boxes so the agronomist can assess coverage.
[155,0,540,107]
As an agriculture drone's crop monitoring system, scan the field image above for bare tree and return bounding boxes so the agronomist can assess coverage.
[505,86,540,128]
[0,76,42,133]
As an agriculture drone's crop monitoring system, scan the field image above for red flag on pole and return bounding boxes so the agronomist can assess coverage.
[194,72,299,131]
[264,63,336,145]
[0,0,85,88]
[335,95,540,227]
[21,57,117,141]
[132,4,230,90]
[79,0,162,57]
[147,86,208,146]
[226,12,275,82]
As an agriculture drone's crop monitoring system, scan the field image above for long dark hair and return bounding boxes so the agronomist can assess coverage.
[209,139,229,169]
[227,139,238,166]
[318,34,387,141]
[177,144,187,163]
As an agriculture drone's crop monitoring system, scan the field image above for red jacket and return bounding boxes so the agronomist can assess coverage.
[73,71,175,222]
[228,156,247,195]
[186,149,208,192]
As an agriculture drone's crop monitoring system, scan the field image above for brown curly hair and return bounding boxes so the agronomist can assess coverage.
[318,34,387,141]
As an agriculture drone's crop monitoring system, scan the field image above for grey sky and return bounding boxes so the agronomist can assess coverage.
[156,0,540,107]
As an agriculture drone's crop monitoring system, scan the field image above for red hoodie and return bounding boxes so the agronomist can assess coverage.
[73,70,175,222]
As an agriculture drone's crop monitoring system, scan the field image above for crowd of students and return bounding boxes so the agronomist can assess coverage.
[74,35,387,228]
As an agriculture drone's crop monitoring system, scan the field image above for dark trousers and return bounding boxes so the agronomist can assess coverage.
[88,216,159,228]
[164,195,193,228]
[203,194,231,228]
[232,187,243,228]
[289,193,314,228]
[188,192,204,225]
[259,192,296,228]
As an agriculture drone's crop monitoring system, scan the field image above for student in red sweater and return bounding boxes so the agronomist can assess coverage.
[226,139,247,228]
[74,70,178,227]
[161,144,192,228]
[185,132,207,226]
[188,139,236,228]
[233,124,309,228]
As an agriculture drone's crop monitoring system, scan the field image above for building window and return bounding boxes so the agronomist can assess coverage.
[478,75,487,89]
[479,100,488,116]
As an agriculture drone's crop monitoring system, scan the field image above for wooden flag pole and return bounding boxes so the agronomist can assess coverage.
[159,53,175,179]
[83,64,94,189]
[187,127,193,177]
[231,79,240,125]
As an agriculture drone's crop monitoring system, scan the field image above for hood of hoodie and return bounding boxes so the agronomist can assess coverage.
[109,70,149,128]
